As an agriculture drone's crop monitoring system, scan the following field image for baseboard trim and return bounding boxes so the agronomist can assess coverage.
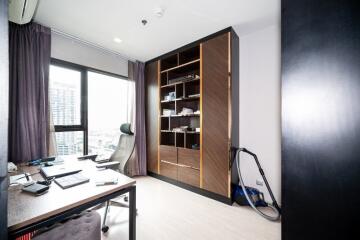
[148,172,233,205]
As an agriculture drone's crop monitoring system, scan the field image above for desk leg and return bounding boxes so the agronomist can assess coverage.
[129,185,136,240]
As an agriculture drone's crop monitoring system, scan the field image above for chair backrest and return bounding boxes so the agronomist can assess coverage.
[109,123,135,175]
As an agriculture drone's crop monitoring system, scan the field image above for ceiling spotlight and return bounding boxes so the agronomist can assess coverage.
[141,19,148,26]
[113,37,122,43]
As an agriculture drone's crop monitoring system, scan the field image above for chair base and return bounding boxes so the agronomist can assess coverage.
[99,195,137,232]
[101,225,109,233]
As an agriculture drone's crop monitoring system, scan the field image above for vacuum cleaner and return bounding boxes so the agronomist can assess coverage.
[232,148,281,221]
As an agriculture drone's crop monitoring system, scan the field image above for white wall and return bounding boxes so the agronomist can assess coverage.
[233,25,281,203]
[51,32,128,77]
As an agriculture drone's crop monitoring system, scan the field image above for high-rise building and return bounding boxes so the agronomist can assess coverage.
[50,81,81,155]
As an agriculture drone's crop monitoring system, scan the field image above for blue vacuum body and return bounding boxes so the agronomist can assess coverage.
[232,184,268,207]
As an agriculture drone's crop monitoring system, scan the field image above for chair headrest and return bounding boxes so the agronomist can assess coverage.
[120,123,133,135]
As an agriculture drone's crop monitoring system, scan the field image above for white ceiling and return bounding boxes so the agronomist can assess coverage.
[34,0,280,61]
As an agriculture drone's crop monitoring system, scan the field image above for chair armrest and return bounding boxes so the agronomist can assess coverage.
[78,154,98,161]
[94,158,110,164]
[96,162,120,169]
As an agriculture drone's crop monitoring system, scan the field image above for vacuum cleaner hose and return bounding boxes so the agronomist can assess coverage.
[235,149,280,221]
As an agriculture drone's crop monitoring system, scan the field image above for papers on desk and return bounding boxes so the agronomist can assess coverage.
[9,173,33,186]
[94,169,119,186]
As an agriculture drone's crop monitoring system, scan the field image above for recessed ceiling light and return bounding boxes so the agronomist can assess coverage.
[113,37,122,43]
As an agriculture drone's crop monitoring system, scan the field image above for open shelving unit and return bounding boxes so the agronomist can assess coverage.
[159,45,201,151]
[146,28,239,202]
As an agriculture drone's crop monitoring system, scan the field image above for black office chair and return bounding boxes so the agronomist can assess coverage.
[80,123,136,233]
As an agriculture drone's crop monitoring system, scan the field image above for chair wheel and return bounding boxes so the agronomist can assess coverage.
[102,225,109,233]
[124,196,129,202]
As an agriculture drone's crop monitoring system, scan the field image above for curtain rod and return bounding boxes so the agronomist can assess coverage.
[51,28,135,62]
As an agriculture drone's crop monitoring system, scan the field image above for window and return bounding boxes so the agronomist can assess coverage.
[50,66,81,125]
[49,59,130,157]
[88,71,134,158]
[55,131,84,155]
[50,64,85,156]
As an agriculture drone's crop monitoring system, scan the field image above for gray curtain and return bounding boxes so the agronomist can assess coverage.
[128,61,147,176]
[9,22,51,164]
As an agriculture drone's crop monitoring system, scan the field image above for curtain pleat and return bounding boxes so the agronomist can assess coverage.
[127,61,147,176]
[9,22,51,164]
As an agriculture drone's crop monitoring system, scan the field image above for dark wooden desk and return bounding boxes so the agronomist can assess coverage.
[8,157,136,240]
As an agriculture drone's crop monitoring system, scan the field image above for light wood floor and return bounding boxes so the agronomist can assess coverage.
[99,176,281,240]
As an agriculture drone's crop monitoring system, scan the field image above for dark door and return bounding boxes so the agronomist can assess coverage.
[282,0,360,239]
[0,0,8,239]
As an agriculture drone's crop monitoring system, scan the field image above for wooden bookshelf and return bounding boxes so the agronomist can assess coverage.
[157,45,201,186]
[160,59,200,73]
[159,45,201,152]
[145,28,239,203]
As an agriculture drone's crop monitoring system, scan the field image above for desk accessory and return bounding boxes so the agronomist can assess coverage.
[22,183,49,195]
[9,173,34,186]
[54,173,89,189]
[40,165,82,179]
[95,179,118,186]
[28,156,62,166]
[94,169,119,186]
[8,162,17,173]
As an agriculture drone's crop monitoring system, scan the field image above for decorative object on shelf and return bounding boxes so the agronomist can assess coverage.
[168,73,200,84]
[194,109,200,115]
[163,109,176,116]
[164,91,176,101]
[192,144,200,150]
[179,107,194,115]
[188,93,200,98]
[173,126,189,132]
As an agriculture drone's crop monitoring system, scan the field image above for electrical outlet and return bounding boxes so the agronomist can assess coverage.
[256,179,264,186]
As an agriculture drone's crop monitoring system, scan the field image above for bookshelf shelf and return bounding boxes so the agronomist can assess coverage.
[159,45,201,159]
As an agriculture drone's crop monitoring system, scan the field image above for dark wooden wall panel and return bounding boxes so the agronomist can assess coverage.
[282,0,360,239]
[202,33,229,197]
[0,0,8,238]
[145,61,159,173]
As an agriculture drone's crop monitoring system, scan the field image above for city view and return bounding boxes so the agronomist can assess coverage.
[50,66,133,158]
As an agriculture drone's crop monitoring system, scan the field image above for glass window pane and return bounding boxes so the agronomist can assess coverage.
[88,71,134,158]
[55,131,84,156]
[49,65,81,125]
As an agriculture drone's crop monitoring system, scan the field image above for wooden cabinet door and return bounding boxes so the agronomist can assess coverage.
[178,166,200,188]
[145,61,159,173]
[201,33,230,197]
[160,161,177,181]
[178,148,200,169]
[159,145,177,164]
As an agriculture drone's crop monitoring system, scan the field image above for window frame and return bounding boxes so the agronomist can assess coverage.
[50,58,128,155]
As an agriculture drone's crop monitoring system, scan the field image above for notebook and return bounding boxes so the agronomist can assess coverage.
[54,173,90,189]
